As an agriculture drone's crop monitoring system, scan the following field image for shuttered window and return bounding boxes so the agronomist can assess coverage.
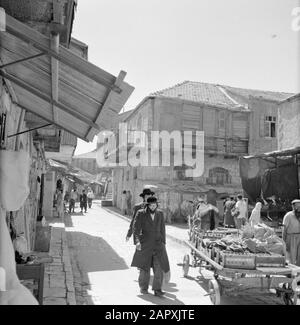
[264,116,276,138]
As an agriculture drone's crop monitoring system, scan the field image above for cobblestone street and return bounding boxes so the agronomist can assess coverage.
[63,201,283,305]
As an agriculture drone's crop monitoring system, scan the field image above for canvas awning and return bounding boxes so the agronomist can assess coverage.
[0,12,134,142]
[47,158,102,185]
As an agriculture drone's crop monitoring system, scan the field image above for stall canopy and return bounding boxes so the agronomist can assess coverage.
[0,12,134,142]
[47,158,103,186]
[239,147,300,202]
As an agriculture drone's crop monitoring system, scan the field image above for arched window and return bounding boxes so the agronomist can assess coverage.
[207,167,231,185]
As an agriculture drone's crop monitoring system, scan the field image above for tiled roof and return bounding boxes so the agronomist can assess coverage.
[151,81,294,109]
[223,85,293,102]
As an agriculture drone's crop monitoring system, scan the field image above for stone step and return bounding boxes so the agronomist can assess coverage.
[101,200,113,207]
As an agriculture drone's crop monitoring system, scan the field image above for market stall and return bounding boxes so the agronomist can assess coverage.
[239,146,300,228]
[182,218,300,305]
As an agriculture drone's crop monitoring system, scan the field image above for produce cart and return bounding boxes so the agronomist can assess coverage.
[182,226,300,305]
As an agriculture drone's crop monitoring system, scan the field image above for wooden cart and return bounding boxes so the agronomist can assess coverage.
[182,232,300,305]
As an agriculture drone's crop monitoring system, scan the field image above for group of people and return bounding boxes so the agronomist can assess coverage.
[223,194,248,229]
[66,188,95,214]
[224,195,300,266]
[126,188,170,297]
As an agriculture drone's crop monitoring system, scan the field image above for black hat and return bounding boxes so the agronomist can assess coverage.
[146,196,158,204]
[139,188,155,197]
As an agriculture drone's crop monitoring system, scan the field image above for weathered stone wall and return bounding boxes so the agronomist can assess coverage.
[278,95,300,150]
[112,153,243,223]
[248,97,279,155]
[1,79,45,251]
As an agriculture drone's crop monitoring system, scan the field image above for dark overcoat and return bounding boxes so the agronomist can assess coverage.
[131,208,170,273]
[127,202,146,244]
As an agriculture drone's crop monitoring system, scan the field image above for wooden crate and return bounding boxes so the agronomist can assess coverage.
[220,252,256,269]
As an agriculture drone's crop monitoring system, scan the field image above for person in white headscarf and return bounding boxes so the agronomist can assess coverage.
[249,202,262,226]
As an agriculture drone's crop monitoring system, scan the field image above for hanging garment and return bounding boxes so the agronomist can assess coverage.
[0,150,30,211]
[0,208,38,305]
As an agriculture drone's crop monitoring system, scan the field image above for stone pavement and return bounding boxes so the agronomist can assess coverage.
[43,216,76,305]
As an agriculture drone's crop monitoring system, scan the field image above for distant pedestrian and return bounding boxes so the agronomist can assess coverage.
[234,194,248,229]
[121,190,128,215]
[87,189,94,208]
[126,190,132,216]
[224,197,236,227]
[131,196,170,297]
[69,189,77,213]
[80,190,87,213]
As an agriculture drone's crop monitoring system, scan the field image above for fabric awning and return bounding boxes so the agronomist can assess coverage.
[0,13,134,142]
[47,158,102,185]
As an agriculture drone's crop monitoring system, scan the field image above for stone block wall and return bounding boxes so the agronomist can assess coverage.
[278,95,300,150]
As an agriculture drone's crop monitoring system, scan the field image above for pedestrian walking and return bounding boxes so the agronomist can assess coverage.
[233,194,248,229]
[224,196,236,227]
[131,196,170,297]
[80,190,88,213]
[282,199,300,266]
[126,188,154,243]
[69,188,77,213]
[126,190,132,216]
[121,190,128,215]
[87,189,94,208]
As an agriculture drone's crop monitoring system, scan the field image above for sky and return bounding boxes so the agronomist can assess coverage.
[73,0,300,155]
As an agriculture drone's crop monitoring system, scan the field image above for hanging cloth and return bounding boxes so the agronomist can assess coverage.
[0,150,30,211]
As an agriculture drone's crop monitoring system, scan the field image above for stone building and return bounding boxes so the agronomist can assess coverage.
[0,0,133,304]
[278,93,300,150]
[108,81,293,222]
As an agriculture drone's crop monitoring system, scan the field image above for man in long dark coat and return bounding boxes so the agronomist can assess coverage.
[126,188,154,243]
[131,196,170,297]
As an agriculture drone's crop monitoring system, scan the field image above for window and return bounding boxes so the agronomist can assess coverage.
[264,116,276,138]
[219,111,226,130]
[207,167,231,185]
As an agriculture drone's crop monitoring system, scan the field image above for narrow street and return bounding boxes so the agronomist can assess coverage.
[65,201,282,305]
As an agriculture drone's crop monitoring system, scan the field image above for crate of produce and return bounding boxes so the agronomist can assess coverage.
[255,254,285,267]
[220,252,256,269]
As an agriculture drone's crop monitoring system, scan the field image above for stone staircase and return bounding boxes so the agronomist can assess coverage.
[101,184,113,207]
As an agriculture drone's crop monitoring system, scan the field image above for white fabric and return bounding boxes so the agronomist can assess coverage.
[235,199,247,219]
[87,191,94,199]
[0,150,30,211]
[70,191,77,200]
[249,202,262,226]
[0,208,38,305]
